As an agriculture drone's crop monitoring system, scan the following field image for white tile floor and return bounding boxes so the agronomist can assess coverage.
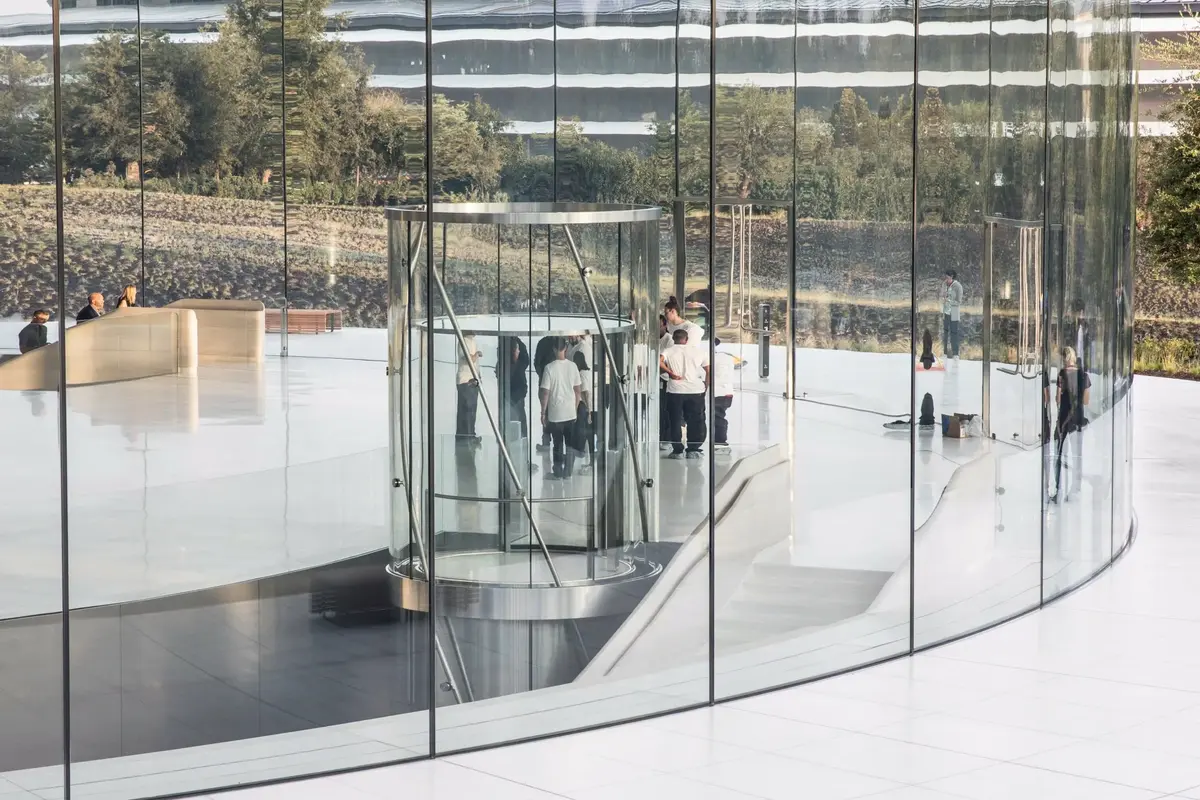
[200,375,1200,800]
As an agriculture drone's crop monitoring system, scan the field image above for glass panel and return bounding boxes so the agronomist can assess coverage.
[0,1,65,793]
[62,2,425,797]
[913,0,1046,645]
[710,0,916,694]
[281,0,411,361]
[1043,0,1123,598]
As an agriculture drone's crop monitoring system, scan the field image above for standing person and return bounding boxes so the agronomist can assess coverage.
[76,293,104,322]
[18,310,50,354]
[539,338,582,479]
[456,334,482,444]
[1050,346,1090,503]
[712,338,735,451]
[502,337,531,440]
[658,314,673,451]
[114,285,137,309]
[568,334,594,465]
[941,270,962,360]
[1067,298,1094,372]
[663,296,704,346]
[572,347,594,472]
[660,328,710,460]
[533,335,559,453]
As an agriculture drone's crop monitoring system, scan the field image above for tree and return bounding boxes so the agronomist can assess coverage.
[1143,90,1200,283]
[62,32,141,178]
[0,50,52,183]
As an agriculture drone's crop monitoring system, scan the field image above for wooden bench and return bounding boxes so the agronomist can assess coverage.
[265,308,344,334]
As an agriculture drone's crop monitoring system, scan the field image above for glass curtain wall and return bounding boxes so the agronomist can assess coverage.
[0,0,1134,796]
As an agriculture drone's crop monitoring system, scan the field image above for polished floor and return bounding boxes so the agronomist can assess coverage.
[0,326,1140,799]
[197,375,1193,800]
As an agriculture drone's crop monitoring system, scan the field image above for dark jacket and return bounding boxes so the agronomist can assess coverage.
[18,322,47,354]
[533,336,558,383]
[76,304,100,322]
[510,338,530,398]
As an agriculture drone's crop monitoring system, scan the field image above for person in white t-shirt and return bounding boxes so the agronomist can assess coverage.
[663,296,704,347]
[660,328,710,459]
[539,338,582,478]
[456,334,482,443]
[712,338,735,450]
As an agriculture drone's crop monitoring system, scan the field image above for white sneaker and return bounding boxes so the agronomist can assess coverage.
[685,450,703,460]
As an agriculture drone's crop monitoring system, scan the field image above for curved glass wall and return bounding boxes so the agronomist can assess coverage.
[0,0,1134,795]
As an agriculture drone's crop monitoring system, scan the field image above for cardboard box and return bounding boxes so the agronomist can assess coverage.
[941,413,974,438]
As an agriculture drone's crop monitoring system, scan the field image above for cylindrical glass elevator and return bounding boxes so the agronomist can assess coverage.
[385,203,663,701]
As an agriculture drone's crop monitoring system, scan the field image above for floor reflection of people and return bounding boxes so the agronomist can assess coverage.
[539,338,582,479]
[1050,346,1090,504]
[22,391,47,417]
[456,334,482,444]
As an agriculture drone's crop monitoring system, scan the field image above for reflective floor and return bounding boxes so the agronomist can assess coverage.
[0,326,1134,798]
[203,376,1188,800]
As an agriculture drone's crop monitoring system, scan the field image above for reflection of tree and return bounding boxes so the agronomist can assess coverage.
[0,50,51,183]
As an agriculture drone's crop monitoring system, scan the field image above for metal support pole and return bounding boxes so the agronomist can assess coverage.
[393,220,467,706]
[442,617,475,702]
[428,263,563,587]
[562,227,653,543]
[982,221,993,438]
[758,302,771,379]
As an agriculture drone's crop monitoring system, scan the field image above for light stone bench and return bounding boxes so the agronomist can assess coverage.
[165,299,265,363]
[0,307,198,391]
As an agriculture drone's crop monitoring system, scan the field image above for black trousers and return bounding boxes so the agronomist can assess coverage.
[504,396,528,440]
[547,419,575,476]
[666,391,706,454]
[659,382,671,445]
[1054,422,1083,494]
[574,402,594,458]
[714,395,732,445]
[456,381,479,437]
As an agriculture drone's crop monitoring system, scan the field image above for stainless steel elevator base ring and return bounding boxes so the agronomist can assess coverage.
[387,550,662,621]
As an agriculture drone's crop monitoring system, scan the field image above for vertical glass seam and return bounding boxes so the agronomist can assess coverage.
[50,0,72,791]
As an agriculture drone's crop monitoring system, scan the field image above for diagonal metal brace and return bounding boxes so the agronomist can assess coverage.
[562,227,653,542]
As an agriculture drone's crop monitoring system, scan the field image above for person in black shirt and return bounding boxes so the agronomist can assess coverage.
[76,293,104,322]
[1050,345,1091,503]
[533,335,559,452]
[502,337,531,440]
[18,310,50,354]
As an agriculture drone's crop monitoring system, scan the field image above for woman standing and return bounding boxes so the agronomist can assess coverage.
[115,285,138,309]
[1050,346,1090,503]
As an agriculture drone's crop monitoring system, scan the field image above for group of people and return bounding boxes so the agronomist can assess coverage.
[658,296,735,460]
[16,285,138,355]
[449,296,738,479]
[453,331,596,481]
